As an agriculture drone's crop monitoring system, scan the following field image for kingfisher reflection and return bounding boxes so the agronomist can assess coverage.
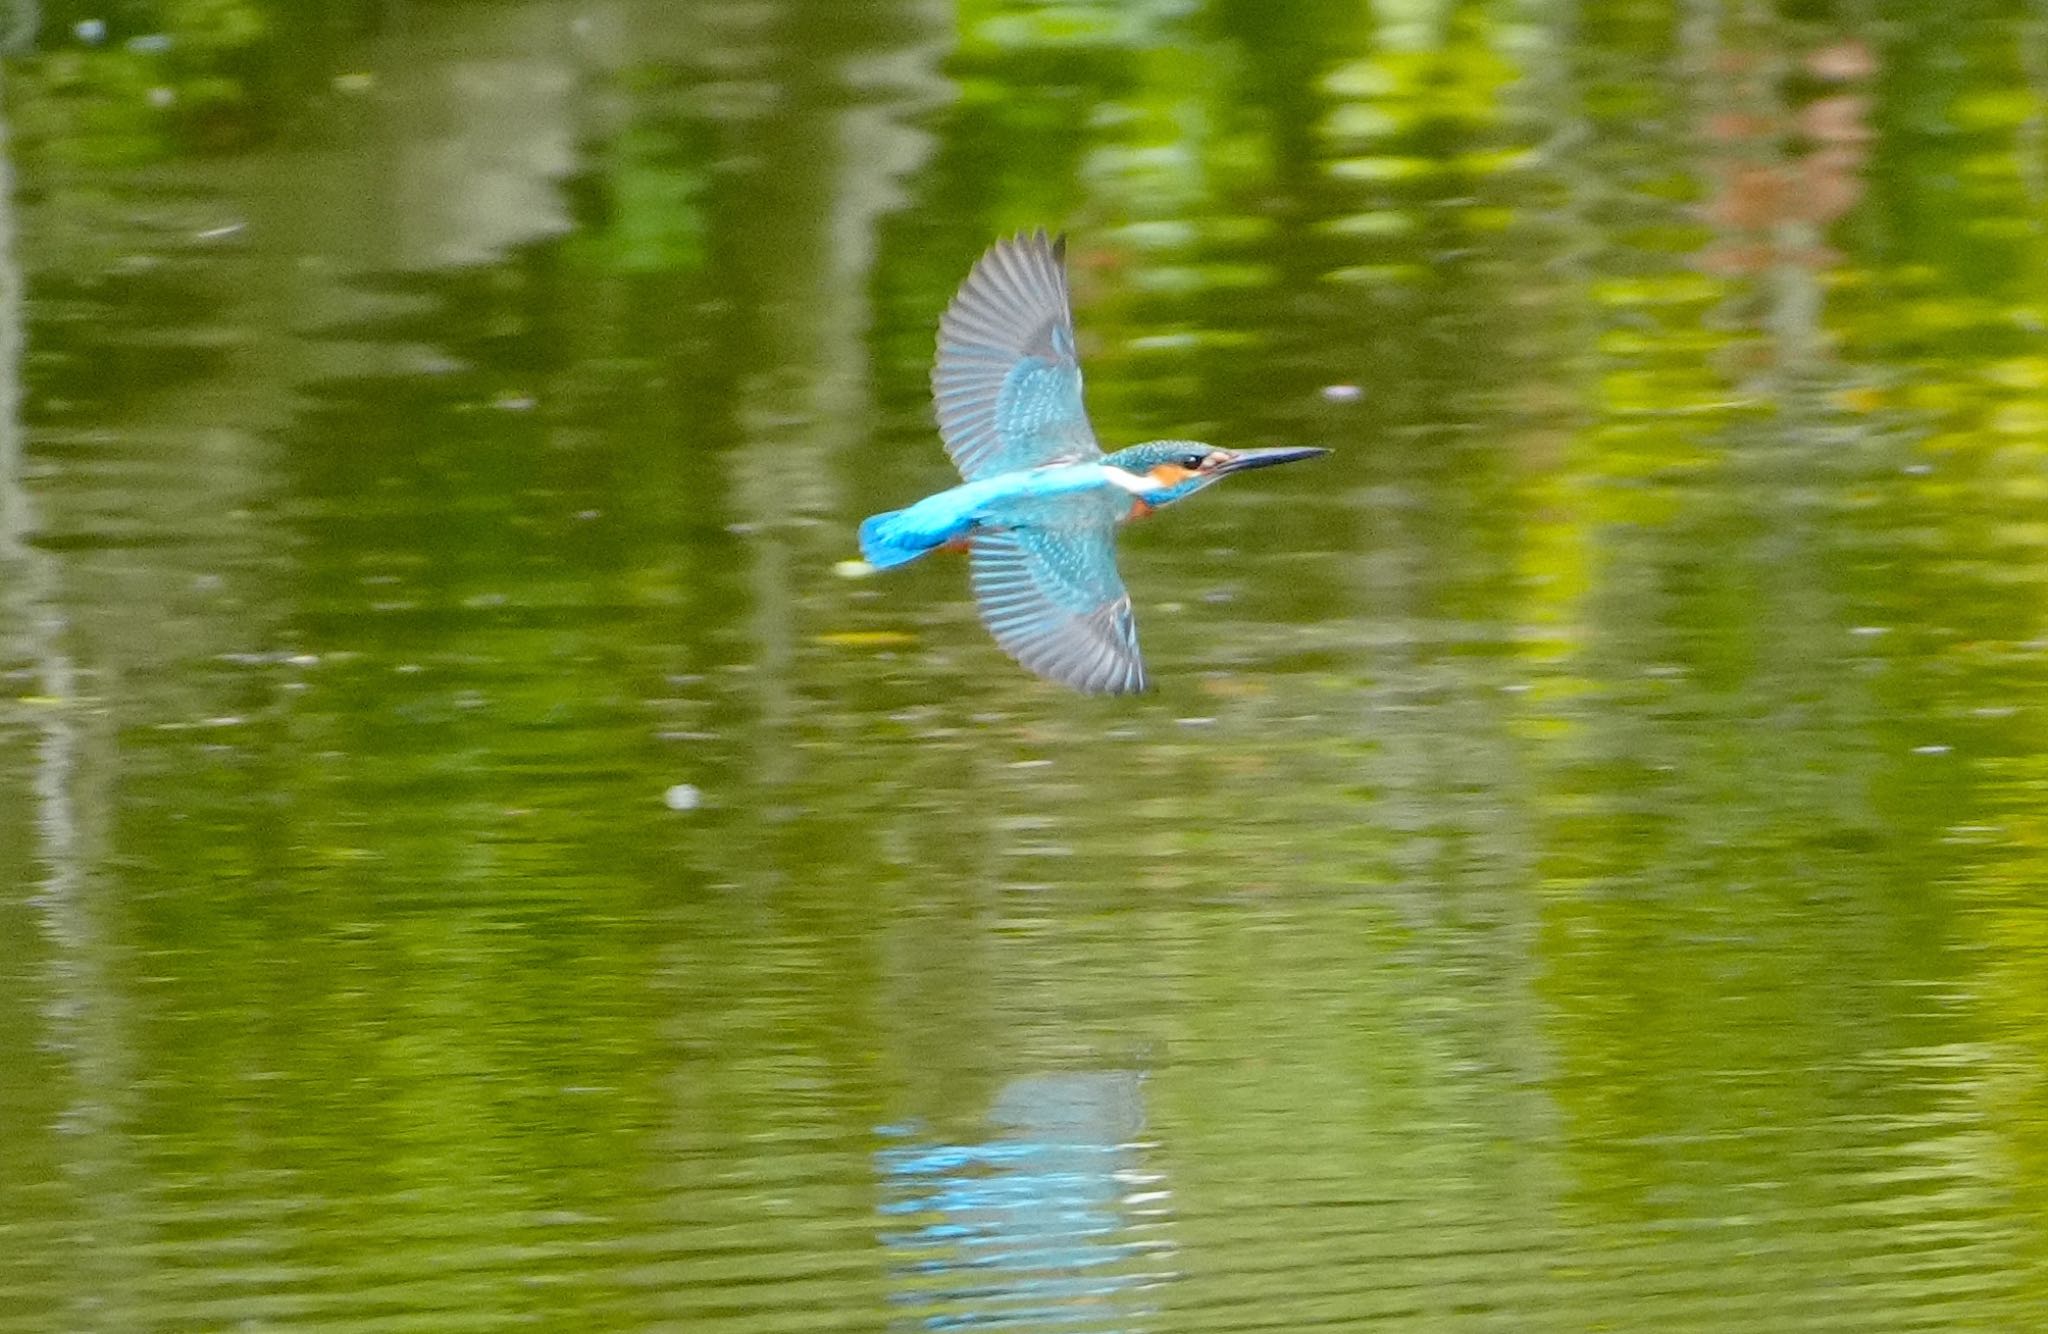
[876,1071,1174,1331]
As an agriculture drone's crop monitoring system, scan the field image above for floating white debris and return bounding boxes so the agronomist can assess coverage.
[1321,383,1364,402]
[834,559,876,579]
[663,783,702,812]
[1912,745,1951,756]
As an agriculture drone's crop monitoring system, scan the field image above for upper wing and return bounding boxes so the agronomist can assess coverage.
[932,230,1102,482]
[969,500,1145,696]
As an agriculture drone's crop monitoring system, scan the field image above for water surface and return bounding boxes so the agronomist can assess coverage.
[4,1,2048,1329]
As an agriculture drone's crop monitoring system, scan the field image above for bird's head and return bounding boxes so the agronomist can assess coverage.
[1105,440,1329,510]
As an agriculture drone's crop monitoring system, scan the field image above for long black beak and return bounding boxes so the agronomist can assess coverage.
[1214,446,1330,476]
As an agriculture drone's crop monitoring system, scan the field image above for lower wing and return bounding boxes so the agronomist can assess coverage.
[968,515,1146,696]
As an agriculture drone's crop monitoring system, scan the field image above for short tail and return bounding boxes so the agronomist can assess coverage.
[858,509,936,570]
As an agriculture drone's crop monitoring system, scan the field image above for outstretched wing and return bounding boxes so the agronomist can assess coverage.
[933,230,1102,482]
[969,501,1145,696]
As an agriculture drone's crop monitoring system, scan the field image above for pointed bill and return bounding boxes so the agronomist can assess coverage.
[1211,446,1329,476]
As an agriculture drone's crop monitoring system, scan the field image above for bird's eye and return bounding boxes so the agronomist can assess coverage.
[1180,453,1206,470]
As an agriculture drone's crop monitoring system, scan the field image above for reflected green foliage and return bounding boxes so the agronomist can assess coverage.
[7,0,296,163]
[5,0,2048,1329]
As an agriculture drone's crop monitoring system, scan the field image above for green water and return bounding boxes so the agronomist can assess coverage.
[3,0,2048,1329]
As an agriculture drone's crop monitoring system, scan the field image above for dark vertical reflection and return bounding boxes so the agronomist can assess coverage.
[0,78,147,1334]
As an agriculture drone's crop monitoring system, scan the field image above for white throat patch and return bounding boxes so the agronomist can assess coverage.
[1100,466,1165,496]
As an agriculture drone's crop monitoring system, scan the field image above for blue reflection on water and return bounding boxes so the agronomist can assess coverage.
[876,1072,1172,1331]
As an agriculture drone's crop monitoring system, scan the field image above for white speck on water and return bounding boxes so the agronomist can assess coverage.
[287,654,319,667]
[1177,716,1217,728]
[663,783,702,812]
[1321,383,1364,402]
[1850,626,1889,637]
[834,559,875,579]
[195,222,243,240]
[1912,744,1951,755]
[75,19,106,43]
[148,86,176,108]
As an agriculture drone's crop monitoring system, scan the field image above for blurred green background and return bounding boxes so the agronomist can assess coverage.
[3,0,2048,1329]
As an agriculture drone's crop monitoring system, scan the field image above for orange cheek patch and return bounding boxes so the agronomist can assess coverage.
[1148,464,1194,486]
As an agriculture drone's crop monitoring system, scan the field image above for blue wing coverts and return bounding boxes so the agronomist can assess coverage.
[932,230,1102,481]
[969,494,1144,696]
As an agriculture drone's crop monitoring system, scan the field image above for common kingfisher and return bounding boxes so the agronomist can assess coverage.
[858,230,1327,695]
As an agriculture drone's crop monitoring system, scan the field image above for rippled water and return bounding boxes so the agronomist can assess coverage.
[4,0,2048,1329]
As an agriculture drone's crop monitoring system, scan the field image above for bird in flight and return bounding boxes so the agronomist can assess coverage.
[858,230,1327,695]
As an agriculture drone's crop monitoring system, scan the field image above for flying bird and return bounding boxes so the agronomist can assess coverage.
[858,230,1327,694]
